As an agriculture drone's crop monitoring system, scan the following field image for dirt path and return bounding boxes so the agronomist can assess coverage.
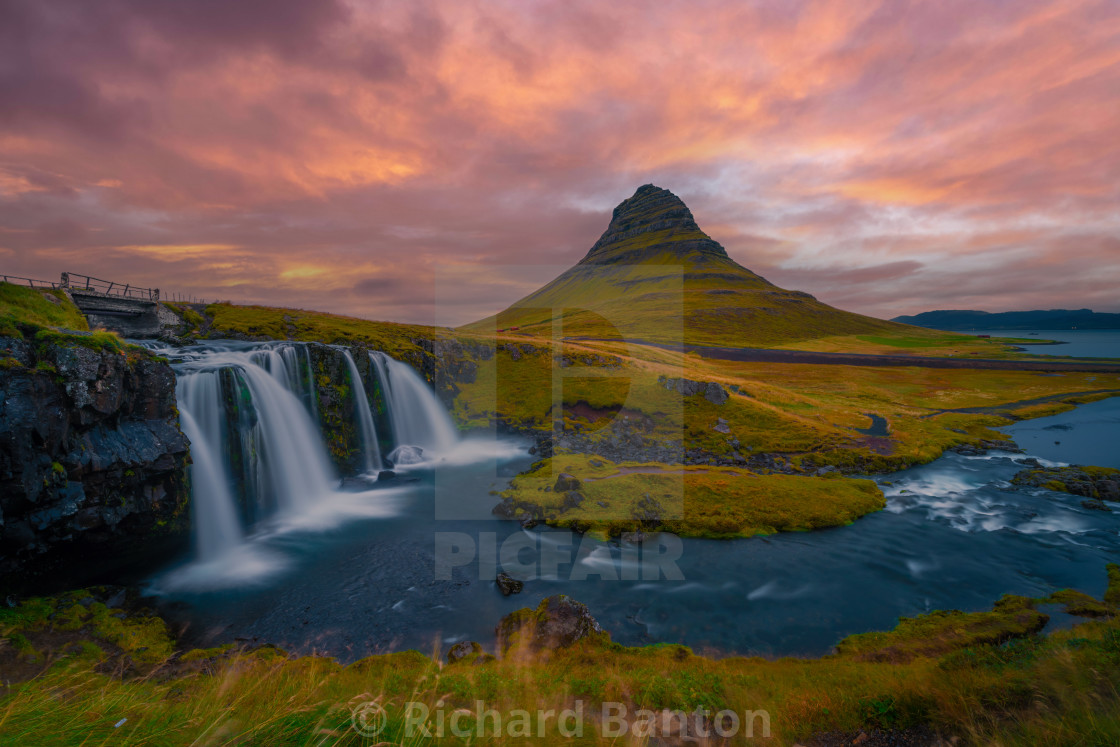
[566,338,1120,373]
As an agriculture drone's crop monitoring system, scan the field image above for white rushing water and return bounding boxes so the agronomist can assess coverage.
[177,406,243,560]
[370,351,459,457]
[154,341,471,587]
[341,349,383,472]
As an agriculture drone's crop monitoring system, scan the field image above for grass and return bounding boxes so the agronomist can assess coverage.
[0,283,89,337]
[201,302,437,357]
[3,572,1120,745]
[500,454,886,538]
[454,334,1120,471]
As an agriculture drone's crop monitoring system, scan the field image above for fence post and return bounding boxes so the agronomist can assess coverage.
[60,272,69,288]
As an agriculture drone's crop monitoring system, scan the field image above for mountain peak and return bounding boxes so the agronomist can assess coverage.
[580,185,731,265]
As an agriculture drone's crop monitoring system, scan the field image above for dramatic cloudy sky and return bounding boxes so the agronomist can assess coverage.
[2,0,1118,325]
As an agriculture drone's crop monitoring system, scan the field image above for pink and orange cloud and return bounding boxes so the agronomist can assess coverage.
[1,0,1117,325]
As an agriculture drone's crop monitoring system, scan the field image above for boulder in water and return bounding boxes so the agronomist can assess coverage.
[496,572,524,596]
[387,445,425,465]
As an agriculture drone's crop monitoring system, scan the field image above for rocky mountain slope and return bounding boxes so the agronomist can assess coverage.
[464,185,923,346]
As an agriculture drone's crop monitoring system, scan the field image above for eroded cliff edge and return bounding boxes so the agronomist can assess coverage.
[0,334,190,594]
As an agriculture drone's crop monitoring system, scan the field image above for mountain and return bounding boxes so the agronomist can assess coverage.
[894,309,1120,331]
[465,184,915,346]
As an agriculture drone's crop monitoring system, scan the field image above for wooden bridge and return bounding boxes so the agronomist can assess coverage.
[62,273,160,301]
[2,272,175,337]
[2,272,160,301]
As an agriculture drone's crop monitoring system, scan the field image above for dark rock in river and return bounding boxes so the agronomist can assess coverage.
[495,595,605,655]
[1012,464,1120,502]
[0,336,190,594]
[495,571,524,596]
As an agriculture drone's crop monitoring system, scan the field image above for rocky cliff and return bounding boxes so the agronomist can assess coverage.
[0,335,190,594]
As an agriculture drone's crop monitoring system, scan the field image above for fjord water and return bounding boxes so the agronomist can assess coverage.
[971,328,1120,359]
[151,339,1120,660]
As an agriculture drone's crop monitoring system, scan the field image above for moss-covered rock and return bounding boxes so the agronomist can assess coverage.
[1011,464,1120,502]
[495,595,608,657]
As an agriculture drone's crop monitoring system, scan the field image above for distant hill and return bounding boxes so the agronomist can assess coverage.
[893,309,1120,331]
[464,185,931,347]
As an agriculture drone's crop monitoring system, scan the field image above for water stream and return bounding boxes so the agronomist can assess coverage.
[148,340,1120,661]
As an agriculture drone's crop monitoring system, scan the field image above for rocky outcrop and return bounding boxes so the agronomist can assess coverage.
[495,595,605,656]
[495,571,523,596]
[951,438,1022,455]
[1012,465,1120,506]
[0,337,190,593]
[580,184,735,267]
[658,375,729,405]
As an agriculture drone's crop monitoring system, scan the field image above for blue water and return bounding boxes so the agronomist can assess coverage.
[969,329,1120,359]
[156,397,1120,662]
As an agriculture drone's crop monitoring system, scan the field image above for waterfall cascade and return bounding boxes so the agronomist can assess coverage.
[171,342,458,561]
[369,351,459,458]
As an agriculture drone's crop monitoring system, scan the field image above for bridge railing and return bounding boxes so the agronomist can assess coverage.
[1,275,61,289]
[61,273,159,301]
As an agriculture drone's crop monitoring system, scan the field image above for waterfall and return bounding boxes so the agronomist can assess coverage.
[370,351,459,457]
[165,341,462,566]
[178,402,243,560]
[341,350,383,472]
[174,343,340,555]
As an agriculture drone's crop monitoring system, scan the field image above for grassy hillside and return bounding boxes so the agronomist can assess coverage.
[0,282,89,337]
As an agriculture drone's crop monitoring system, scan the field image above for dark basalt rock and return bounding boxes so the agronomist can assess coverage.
[580,184,732,266]
[495,571,524,596]
[952,438,1023,456]
[495,595,605,655]
[553,473,581,492]
[0,337,190,594]
[1012,464,1120,502]
[658,375,729,405]
[446,640,493,665]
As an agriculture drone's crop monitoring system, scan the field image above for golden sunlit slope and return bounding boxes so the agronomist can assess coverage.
[463,185,934,347]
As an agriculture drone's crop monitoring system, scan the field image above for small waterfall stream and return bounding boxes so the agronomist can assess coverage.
[342,350,382,473]
[370,351,459,457]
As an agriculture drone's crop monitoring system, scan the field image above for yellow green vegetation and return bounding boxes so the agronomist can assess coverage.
[454,336,1120,471]
[771,332,1050,359]
[4,570,1120,745]
[464,251,931,349]
[0,282,89,337]
[501,454,885,538]
[834,595,1048,662]
[192,302,440,357]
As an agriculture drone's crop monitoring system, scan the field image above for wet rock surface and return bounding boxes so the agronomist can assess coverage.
[495,571,523,596]
[1011,464,1120,503]
[0,337,190,593]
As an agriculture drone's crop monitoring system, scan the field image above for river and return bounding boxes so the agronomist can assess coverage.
[145,341,1120,662]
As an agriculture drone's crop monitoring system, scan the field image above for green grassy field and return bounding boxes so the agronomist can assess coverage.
[3,571,1120,746]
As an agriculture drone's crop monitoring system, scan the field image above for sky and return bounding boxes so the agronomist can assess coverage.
[1,0,1118,326]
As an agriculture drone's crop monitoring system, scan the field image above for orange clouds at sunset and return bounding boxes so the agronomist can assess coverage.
[1,0,1117,324]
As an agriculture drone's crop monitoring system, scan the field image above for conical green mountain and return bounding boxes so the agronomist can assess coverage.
[466,185,913,346]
